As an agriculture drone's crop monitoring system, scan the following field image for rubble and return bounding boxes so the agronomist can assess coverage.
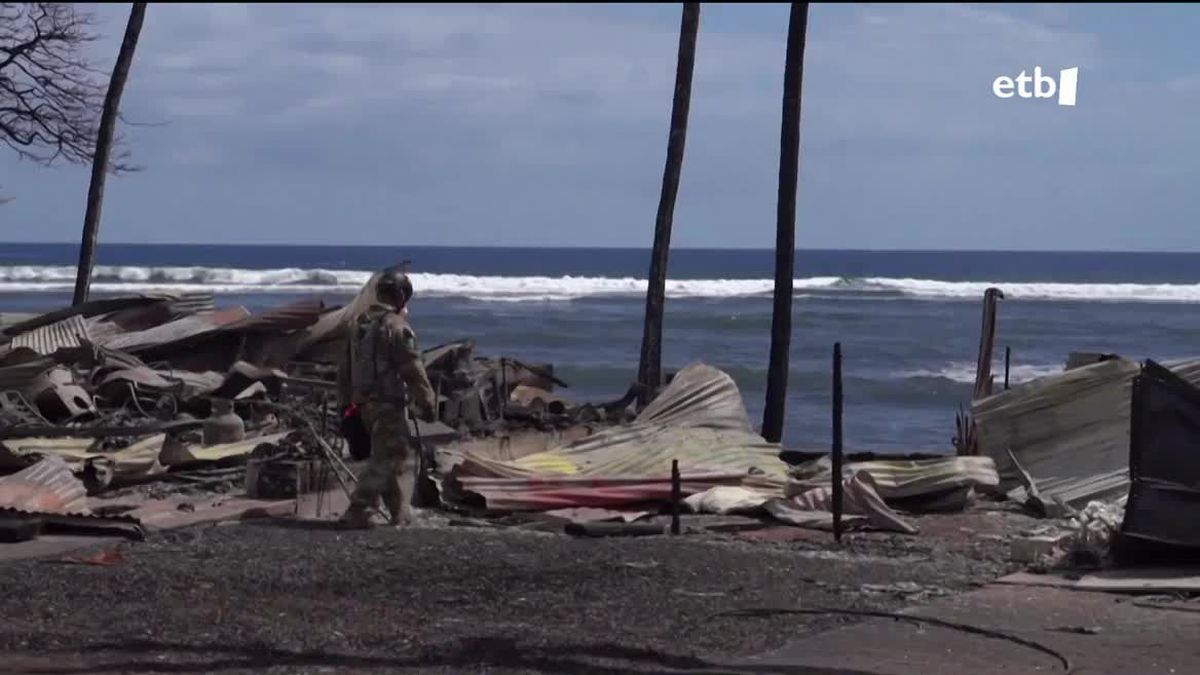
[0,283,580,546]
[441,364,1000,536]
[1010,531,1075,565]
[11,282,1182,577]
[971,354,1200,579]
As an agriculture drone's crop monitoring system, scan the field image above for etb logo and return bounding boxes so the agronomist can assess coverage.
[992,67,1079,107]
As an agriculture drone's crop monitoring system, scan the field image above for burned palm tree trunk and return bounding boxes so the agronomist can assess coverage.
[761,3,809,443]
[72,2,146,306]
[636,2,700,407]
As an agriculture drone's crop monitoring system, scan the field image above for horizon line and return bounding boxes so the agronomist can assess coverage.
[4,241,1200,256]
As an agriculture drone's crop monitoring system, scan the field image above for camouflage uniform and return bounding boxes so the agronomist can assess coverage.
[338,303,436,527]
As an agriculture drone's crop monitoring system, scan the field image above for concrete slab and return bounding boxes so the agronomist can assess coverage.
[714,584,1200,675]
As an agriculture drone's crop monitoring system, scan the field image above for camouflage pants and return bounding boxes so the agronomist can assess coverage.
[349,402,413,519]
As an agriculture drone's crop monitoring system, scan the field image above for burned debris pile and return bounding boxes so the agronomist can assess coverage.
[9,281,1196,601]
[0,287,581,545]
[420,339,634,435]
[972,353,1200,583]
[435,362,1002,535]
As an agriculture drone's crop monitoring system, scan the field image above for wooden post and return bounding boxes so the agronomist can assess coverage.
[831,342,844,542]
[636,2,700,407]
[761,3,810,443]
[670,458,681,535]
[72,3,147,306]
[971,288,1005,401]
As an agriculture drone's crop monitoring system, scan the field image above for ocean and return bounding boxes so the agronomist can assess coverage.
[4,242,1200,452]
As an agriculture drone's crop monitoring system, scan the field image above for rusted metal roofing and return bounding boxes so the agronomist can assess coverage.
[9,315,91,356]
[0,456,89,515]
[99,308,251,353]
[222,298,325,333]
[448,364,788,511]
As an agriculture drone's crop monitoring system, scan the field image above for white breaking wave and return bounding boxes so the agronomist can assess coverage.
[855,277,1200,302]
[3,265,1200,303]
[898,362,1065,385]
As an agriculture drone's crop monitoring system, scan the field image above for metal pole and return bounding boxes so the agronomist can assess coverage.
[761,3,810,442]
[670,458,682,535]
[832,342,844,543]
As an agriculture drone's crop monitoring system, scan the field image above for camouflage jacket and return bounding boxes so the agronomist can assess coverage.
[338,304,436,412]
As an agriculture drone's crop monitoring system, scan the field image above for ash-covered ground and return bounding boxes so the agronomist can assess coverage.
[0,509,1033,675]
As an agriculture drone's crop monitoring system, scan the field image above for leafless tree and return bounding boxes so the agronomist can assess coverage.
[0,3,133,199]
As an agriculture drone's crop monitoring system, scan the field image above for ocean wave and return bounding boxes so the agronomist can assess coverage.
[4,265,1200,303]
[897,362,1065,385]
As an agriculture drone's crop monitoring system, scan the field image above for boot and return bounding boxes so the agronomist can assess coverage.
[382,484,414,527]
[337,504,375,530]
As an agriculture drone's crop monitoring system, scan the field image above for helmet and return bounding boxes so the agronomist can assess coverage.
[374,266,413,308]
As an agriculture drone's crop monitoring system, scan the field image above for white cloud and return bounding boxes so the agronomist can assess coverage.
[7,3,1199,250]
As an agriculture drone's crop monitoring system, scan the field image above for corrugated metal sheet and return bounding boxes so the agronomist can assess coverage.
[165,292,216,317]
[9,315,90,355]
[0,456,89,515]
[99,308,251,353]
[451,472,749,511]
[222,298,325,333]
[973,356,1200,509]
[785,456,1000,500]
[449,363,788,511]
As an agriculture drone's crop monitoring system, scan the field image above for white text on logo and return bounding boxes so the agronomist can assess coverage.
[992,67,1078,106]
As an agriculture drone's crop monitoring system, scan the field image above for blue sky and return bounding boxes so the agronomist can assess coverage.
[2,3,1199,250]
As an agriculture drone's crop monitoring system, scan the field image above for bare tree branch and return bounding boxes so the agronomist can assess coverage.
[0,1,137,186]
